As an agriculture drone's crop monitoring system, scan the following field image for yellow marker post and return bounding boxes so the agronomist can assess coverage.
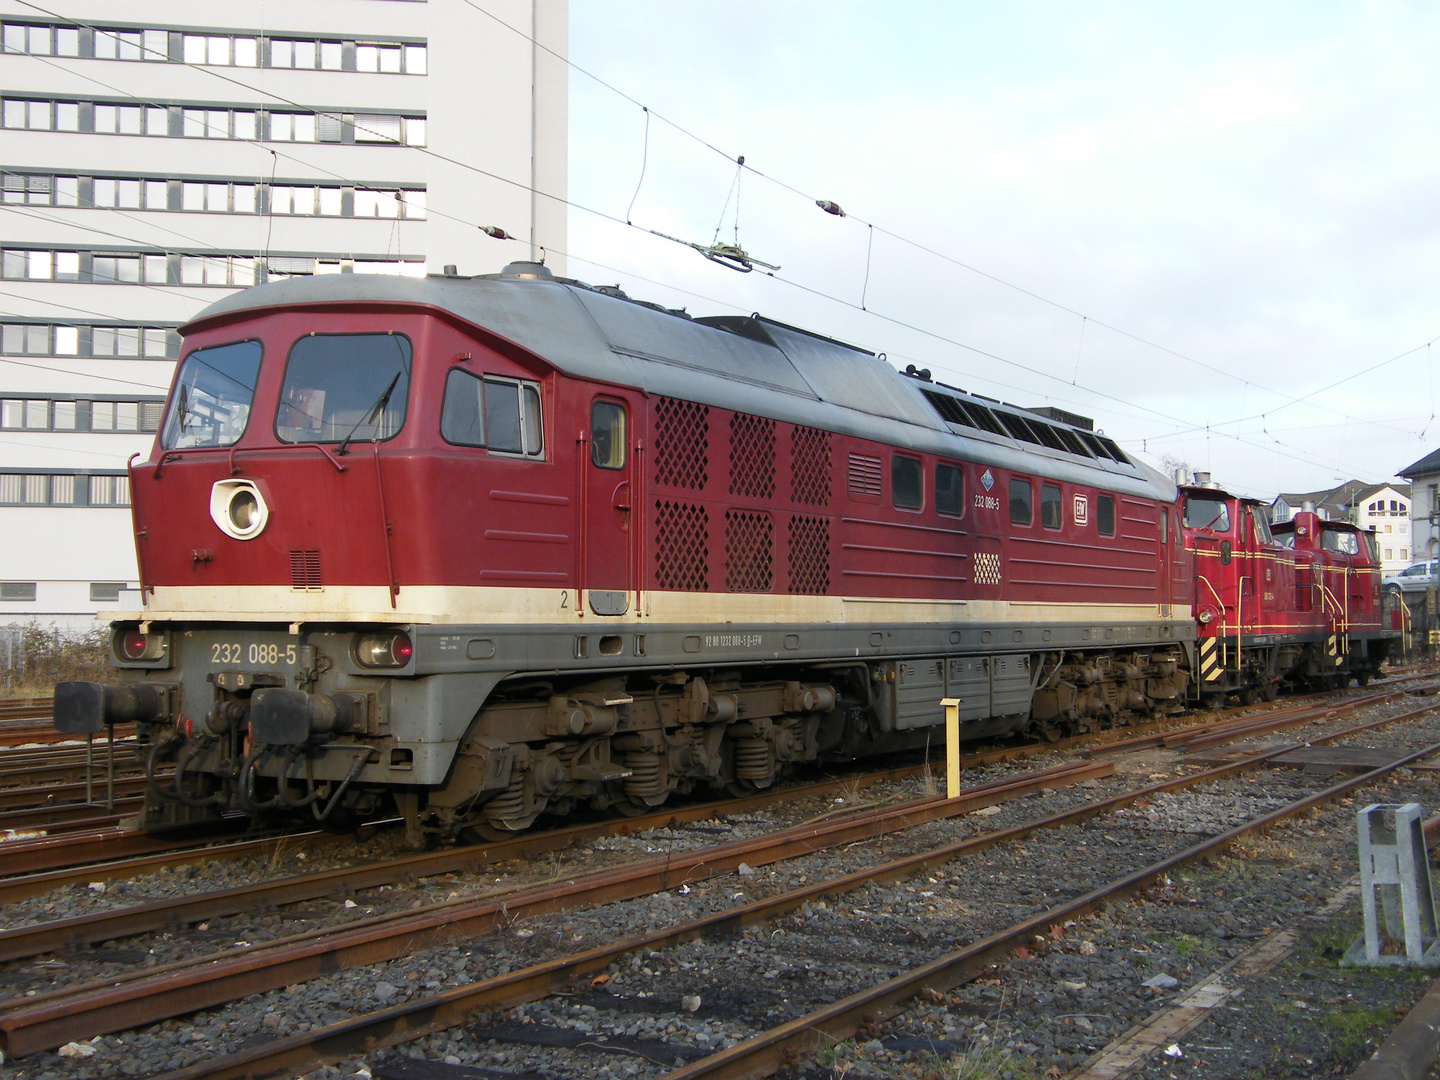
[940,697,962,798]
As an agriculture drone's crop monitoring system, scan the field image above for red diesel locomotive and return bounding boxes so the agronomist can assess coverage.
[1180,476,1394,703]
[51,263,1387,843]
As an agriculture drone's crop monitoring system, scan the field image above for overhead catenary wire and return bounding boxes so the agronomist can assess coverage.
[10,0,1429,480]
[453,0,1412,437]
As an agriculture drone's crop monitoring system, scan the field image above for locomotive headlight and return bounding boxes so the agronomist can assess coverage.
[210,479,269,540]
[1198,609,1215,624]
[355,630,414,669]
[114,626,167,663]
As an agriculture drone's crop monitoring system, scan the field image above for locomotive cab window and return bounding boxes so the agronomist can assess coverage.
[1183,495,1230,532]
[1009,478,1032,526]
[591,400,626,469]
[936,463,964,517]
[1252,509,1275,545]
[1096,494,1115,537]
[891,454,922,510]
[439,369,543,457]
[1040,483,1062,529]
[276,333,410,445]
[1321,527,1359,555]
[161,339,261,449]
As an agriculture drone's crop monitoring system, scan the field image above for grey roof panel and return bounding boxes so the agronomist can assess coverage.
[184,273,1176,503]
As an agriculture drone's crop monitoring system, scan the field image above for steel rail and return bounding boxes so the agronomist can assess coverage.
[0,757,944,905]
[0,761,1111,1055]
[0,759,1102,965]
[0,798,139,834]
[652,740,1440,1080]
[0,773,151,811]
[147,701,1440,1080]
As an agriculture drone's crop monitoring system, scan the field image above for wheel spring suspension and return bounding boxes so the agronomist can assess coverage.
[482,773,525,824]
[623,752,662,799]
[733,737,772,780]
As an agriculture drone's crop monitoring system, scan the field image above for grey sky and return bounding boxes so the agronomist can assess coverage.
[564,1,1440,498]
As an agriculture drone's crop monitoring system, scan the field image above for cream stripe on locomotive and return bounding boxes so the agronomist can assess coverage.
[127,584,1192,632]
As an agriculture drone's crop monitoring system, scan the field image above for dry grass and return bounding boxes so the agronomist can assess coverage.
[1,622,110,693]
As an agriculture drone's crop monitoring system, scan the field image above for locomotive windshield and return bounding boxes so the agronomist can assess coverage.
[160,339,262,449]
[276,332,411,445]
[1183,495,1230,532]
[1321,526,1360,555]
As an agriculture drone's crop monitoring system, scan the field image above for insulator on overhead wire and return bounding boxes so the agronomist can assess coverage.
[480,225,511,240]
[816,200,845,217]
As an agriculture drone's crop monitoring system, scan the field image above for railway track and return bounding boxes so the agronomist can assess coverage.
[121,690,1440,1080]
[0,685,1434,1069]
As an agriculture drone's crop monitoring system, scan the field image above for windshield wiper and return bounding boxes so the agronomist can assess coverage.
[336,372,402,457]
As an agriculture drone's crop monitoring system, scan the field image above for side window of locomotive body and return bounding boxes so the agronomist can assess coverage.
[591,400,625,469]
[439,370,544,457]
[1252,509,1275,545]
[1096,494,1116,537]
[1183,496,1230,532]
[1008,478,1032,526]
[276,333,410,444]
[891,455,922,510]
[1040,483,1062,529]
[161,340,262,449]
[935,463,964,517]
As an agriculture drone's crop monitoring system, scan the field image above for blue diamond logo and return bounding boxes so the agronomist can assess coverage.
[980,469,994,492]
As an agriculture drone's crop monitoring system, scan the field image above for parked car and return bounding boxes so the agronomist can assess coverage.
[1383,558,1439,596]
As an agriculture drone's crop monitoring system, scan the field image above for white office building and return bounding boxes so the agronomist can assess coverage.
[0,0,568,628]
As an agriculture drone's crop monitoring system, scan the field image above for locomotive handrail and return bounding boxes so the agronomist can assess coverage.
[228,442,348,474]
[1318,581,1347,632]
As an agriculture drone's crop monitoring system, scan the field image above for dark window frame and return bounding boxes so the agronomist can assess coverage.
[590,399,626,470]
[1097,494,1116,537]
[1009,477,1032,526]
[1040,483,1062,530]
[936,462,964,518]
[891,454,923,511]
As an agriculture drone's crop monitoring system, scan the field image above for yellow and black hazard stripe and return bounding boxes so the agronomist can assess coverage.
[1199,637,1223,683]
[1325,633,1343,667]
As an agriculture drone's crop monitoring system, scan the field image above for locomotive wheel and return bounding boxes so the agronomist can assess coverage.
[1239,687,1259,707]
[1262,679,1279,702]
[1356,669,1371,687]
[612,799,654,818]
[463,820,536,843]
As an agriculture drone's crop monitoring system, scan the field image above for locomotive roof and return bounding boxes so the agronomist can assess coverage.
[187,270,1174,502]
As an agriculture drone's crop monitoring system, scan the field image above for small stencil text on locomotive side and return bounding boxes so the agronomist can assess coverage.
[729,413,776,499]
[654,397,709,490]
[726,509,774,592]
[790,425,832,506]
[787,514,830,594]
[654,500,709,591]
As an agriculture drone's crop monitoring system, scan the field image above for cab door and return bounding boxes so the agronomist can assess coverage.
[584,396,633,615]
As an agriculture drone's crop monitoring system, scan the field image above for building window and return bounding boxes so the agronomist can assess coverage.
[89,582,126,603]
[0,582,37,602]
[88,474,131,506]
